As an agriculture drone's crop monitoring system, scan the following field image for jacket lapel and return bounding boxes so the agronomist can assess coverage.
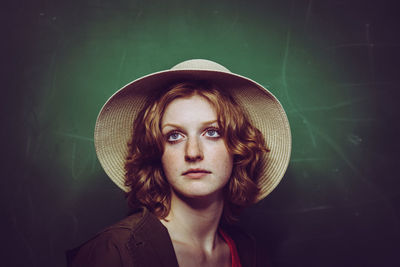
[127,209,179,267]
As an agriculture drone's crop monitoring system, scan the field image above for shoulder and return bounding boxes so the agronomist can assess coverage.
[222,224,271,267]
[222,223,256,248]
[66,208,158,267]
[222,224,256,267]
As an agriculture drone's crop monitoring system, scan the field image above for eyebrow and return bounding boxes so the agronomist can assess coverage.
[161,120,218,131]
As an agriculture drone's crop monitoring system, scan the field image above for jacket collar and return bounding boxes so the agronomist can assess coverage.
[127,208,255,267]
[126,208,179,267]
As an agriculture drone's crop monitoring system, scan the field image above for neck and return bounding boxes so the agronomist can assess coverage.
[161,190,224,251]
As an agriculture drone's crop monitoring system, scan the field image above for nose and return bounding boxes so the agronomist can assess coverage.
[185,137,204,162]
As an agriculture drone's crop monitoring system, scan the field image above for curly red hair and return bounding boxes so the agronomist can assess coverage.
[124,81,269,223]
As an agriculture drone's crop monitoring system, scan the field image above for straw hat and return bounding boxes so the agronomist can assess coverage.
[94,59,291,202]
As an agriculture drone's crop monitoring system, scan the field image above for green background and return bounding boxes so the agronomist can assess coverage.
[3,0,400,266]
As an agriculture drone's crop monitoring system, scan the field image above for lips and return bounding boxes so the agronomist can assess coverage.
[182,169,211,175]
[182,168,211,178]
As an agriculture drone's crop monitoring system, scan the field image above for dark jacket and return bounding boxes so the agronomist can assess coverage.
[66,208,258,267]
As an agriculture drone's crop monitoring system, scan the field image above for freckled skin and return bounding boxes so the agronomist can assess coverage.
[160,95,233,267]
[161,95,233,200]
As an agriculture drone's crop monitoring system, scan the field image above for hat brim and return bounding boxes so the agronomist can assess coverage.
[95,68,291,202]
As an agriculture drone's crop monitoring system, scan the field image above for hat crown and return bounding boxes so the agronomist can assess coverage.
[171,59,231,73]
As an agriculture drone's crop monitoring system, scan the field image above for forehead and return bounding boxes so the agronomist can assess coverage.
[161,95,217,125]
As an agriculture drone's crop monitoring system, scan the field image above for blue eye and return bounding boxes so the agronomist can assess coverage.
[167,132,183,142]
[204,128,220,138]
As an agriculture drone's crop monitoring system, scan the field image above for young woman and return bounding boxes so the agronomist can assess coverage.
[67,59,291,267]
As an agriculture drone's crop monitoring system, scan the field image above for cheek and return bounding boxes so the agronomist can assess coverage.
[224,155,234,179]
[161,147,178,178]
[213,145,233,178]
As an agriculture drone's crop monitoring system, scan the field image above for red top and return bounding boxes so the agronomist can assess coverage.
[219,228,242,267]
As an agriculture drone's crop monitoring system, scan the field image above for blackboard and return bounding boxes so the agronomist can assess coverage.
[3,0,400,266]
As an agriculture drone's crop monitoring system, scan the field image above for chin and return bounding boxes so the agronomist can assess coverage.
[173,186,224,201]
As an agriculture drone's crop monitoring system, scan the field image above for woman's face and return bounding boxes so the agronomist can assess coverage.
[161,94,233,200]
